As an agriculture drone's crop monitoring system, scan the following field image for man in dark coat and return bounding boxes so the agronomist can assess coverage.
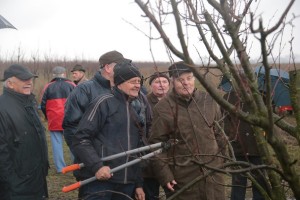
[143,72,170,200]
[63,51,130,151]
[72,62,150,200]
[0,64,49,200]
[63,51,152,199]
[223,91,268,200]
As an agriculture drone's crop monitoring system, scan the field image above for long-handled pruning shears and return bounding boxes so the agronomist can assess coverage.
[62,140,177,193]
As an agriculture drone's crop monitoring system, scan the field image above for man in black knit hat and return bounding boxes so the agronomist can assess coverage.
[72,61,151,200]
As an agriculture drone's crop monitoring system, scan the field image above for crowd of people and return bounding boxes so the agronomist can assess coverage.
[0,51,268,200]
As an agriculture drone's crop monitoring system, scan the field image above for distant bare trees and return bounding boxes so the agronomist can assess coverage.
[135,0,299,199]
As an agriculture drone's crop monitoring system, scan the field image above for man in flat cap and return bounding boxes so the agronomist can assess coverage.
[71,64,89,85]
[40,66,76,173]
[0,64,49,199]
[148,61,226,200]
[63,50,131,198]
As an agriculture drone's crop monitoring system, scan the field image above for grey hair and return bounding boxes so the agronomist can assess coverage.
[53,73,66,78]
[3,78,11,88]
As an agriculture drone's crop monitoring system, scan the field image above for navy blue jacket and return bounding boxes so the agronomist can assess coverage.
[63,72,111,147]
[72,87,150,187]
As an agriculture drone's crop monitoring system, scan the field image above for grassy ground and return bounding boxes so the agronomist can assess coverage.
[46,131,78,200]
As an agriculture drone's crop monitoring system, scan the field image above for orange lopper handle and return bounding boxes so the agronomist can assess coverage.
[61,163,83,174]
[62,182,81,193]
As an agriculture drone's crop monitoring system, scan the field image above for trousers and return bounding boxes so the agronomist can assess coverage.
[50,131,66,172]
[78,181,135,200]
[231,156,268,200]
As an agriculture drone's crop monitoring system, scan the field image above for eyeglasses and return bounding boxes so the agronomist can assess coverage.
[126,80,142,85]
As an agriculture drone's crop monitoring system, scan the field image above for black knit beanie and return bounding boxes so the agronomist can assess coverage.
[148,72,170,85]
[114,62,142,86]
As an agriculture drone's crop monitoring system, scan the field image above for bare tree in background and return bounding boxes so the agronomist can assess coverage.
[134,0,299,199]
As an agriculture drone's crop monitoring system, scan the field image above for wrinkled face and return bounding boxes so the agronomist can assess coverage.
[6,76,33,95]
[150,77,170,98]
[118,77,141,98]
[173,72,195,97]
[72,71,85,81]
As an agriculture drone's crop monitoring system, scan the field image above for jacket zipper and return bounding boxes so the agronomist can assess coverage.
[124,101,130,183]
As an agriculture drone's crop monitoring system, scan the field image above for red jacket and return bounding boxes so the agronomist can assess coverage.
[41,77,76,131]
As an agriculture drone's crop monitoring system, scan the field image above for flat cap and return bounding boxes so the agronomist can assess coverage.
[168,61,193,78]
[71,64,86,72]
[99,50,131,67]
[52,66,66,75]
[2,64,38,81]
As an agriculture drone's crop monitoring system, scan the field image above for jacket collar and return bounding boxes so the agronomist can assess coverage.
[147,92,159,105]
[50,77,69,82]
[169,88,197,107]
[3,87,36,106]
[94,71,111,89]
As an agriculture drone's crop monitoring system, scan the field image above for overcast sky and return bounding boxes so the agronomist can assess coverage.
[0,0,299,62]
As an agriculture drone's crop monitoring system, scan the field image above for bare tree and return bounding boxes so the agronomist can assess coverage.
[134,0,299,199]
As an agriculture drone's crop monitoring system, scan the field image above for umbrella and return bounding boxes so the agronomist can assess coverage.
[218,66,291,107]
[0,15,17,30]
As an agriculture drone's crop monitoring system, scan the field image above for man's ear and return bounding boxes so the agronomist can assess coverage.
[6,79,14,89]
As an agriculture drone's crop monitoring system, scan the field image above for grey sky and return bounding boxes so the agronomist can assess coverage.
[0,0,299,62]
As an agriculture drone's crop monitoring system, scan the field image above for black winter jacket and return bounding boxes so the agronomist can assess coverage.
[0,87,48,200]
[63,72,111,147]
[72,87,151,187]
[223,91,260,157]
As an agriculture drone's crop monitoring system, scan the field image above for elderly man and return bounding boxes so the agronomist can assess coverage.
[63,50,135,198]
[71,64,89,85]
[63,50,130,151]
[72,62,150,200]
[0,64,49,199]
[142,72,170,200]
[149,61,226,200]
[41,66,76,173]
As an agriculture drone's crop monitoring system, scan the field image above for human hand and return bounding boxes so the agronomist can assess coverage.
[166,180,177,191]
[135,187,145,200]
[95,166,112,180]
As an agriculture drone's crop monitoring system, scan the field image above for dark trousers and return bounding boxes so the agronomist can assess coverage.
[143,178,160,200]
[78,180,135,200]
[231,156,268,200]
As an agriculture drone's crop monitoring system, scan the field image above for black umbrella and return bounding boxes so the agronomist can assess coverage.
[0,15,17,30]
